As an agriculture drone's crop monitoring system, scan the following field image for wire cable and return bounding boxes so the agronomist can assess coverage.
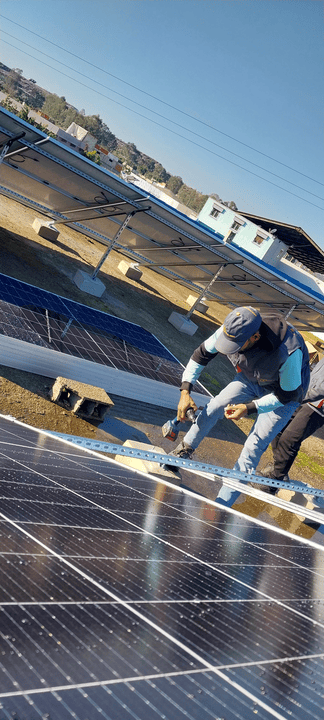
[1,39,324,213]
[0,13,322,188]
[2,30,323,202]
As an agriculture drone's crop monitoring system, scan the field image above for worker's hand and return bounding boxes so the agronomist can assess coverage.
[177,390,198,422]
[224,403,248,420]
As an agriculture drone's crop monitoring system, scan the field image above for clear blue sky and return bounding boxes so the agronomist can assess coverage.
[0,0,323,244]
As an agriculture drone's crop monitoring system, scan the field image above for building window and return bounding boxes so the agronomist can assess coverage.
[226,217,245,243]
[253,234,265,246]
[253,228,268,245]
[231,221,242,232]
[209,201,224,218]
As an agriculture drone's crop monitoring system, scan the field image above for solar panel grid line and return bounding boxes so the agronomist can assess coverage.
[0,453,322,628]
[0,516,321,627]
[2,552,319,628]
[0,583,296,720]
[1,646,320,692]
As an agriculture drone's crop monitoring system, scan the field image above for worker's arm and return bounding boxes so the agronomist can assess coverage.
[180,328,221,392]
[177,328,221,422]
[255,349,304,412]
[224,350,304,420]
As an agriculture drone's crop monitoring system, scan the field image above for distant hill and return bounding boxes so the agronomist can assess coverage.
[0,62,237,213]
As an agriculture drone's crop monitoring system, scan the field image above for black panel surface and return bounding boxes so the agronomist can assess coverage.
[0,416,323,719]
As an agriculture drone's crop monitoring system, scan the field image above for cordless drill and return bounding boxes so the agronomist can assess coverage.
[162,407,196,441]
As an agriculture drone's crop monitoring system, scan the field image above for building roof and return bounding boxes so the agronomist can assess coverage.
[238,212,324,274]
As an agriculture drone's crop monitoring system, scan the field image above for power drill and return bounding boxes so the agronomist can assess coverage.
[162,407,196,441]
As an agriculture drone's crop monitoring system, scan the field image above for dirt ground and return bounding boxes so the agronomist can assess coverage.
[1,193,324,493]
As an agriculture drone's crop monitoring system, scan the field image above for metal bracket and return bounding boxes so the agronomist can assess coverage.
[45,431,324,499]
[0,131,26,164]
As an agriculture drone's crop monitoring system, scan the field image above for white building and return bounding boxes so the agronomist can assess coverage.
[197,198,324,296]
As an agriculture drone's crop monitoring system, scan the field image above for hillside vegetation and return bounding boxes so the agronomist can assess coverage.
[0,63,237,214]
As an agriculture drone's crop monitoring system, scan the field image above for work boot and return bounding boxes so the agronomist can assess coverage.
[170,441,194,460]
[163,441,194,470]
[259,463,275,477]
[248,481,278,495]
[259,465,289,483]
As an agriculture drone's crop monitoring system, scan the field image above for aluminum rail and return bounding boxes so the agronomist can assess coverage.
[46,431,324,500]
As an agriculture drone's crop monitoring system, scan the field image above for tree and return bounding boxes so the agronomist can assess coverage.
[150,162,170,183]
[96,121,117,152]
[166,175,183,195]
[81,113,102,136]
[223,200,238,210]
[3,68,22,96]
[42,93,68,124]
[18,105,30,122]
[25,86,45,110]
[119,142,140,170]
[177,184,209,213]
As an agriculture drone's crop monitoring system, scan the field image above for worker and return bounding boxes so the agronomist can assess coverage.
[260,355,324,482]
[168,306,310,504]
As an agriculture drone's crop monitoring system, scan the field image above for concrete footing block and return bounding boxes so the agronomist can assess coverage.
[118,260,142,281]
[32,218,60,242]
[50,376,114,420]
[186,294,209,314]
[73,269,106,297]
[114,440,180,478]
[168,311,198,335]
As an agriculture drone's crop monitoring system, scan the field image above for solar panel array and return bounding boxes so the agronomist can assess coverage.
[0,416,323,720]
[1,107,324,333]
[0,273,207,395]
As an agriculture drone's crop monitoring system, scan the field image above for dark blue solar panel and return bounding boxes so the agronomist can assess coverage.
[0,416,323,719]
[0,272,177,361]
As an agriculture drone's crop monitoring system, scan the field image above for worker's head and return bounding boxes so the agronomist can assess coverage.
[215,306,262,354]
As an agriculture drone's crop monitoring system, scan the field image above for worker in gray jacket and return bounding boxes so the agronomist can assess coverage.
[168,306,310,504]
[260,355,324,482]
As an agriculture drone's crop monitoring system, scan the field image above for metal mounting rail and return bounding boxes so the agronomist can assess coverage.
[46,431,324,499]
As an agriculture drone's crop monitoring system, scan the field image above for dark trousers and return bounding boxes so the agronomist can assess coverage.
[271,404,324,478]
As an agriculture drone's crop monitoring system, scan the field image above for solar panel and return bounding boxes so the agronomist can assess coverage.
[1,107,324,333]
[0,415,323,719]
[0,273,208,400]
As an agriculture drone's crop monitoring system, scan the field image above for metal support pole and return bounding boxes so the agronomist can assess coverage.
[285,304,297,320]
[185,265,225,318]
[61,317,73,339]
[90,206,150,280]
[130,242,225,252]
[91,212,134,279]
[50,196,150,225]
[45,309,51,344]
[185,262,243,319]
[3,136,49,160]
